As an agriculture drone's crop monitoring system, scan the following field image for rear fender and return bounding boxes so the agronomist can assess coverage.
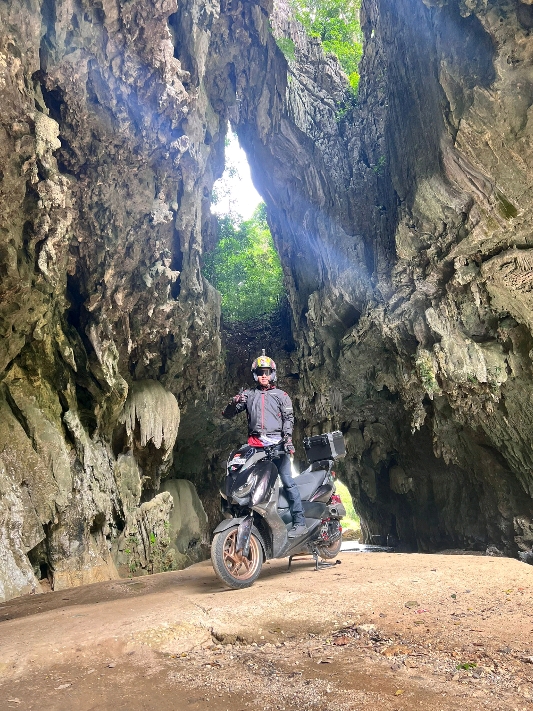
[302,501,327,519]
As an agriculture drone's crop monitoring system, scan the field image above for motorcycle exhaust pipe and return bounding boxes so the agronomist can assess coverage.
[327,502,346,519]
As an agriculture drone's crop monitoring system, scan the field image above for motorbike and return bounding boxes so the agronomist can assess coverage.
[211,437,346,589]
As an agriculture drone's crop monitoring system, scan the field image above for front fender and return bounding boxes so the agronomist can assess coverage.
[213,517,247,534]
[212,518,267,559]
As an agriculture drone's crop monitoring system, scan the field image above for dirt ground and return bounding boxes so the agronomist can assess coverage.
[1,551,533,711]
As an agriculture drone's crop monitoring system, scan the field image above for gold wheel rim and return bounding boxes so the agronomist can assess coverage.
[222,529,260,581]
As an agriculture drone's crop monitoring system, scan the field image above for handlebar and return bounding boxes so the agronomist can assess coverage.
[263,443,284,459]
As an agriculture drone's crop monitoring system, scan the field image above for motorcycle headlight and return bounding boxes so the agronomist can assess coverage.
[234,474,256,498]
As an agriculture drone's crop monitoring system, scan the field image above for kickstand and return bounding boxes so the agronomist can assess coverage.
[287,554,310,572]
[313,550,342,571]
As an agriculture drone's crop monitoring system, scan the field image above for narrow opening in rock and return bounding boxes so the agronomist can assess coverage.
[204,204,285,324]
[90,512,106,535]
[200,127,296,397]
[335,479,361,542]
[211,130,261,221]
[204,129,286,325]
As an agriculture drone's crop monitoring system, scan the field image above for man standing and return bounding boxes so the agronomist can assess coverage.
[222,351,307,538]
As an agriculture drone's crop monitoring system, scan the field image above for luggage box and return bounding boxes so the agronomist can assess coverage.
[303,431,346,463]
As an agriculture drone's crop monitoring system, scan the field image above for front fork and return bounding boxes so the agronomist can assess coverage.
[235,514,254,557]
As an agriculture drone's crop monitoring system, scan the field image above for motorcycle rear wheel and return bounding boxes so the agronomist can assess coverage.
[317,532,343,559]
[211,526,263,589]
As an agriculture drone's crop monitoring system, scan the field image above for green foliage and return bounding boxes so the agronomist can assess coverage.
[372,154,386,175]
[415,351,441,397]
[335,480,356,520]
[335,104,349,123]
[291,0,363,93]
[335,479,361,539]
[125,533,139,575]
[276,36,296,62]
[348,70,360,94]
[456,662,477,670]
[211,164,238,205]
[203,203,284,323]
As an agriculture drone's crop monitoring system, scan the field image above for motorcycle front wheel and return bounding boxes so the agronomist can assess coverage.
[211,526,263,589]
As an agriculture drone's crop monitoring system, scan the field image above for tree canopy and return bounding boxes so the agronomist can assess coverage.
[203,204,285,323]
[291,0,363,92]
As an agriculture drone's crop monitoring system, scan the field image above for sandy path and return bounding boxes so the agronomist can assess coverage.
[1,552,533,710]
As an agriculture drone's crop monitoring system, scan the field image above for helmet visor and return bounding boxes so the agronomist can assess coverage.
[256,368,272,376]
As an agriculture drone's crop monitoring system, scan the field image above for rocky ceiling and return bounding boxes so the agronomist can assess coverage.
[1,0,533,601]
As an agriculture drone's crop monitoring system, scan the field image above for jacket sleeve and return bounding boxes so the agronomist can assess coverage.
[222,389,249,419]
[280,392,294,437]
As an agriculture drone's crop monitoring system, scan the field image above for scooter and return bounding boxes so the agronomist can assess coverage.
[211,437,346,589]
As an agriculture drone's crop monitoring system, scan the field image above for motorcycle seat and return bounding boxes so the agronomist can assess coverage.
[277,465,329,508]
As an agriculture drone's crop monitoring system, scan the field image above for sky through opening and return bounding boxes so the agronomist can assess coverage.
[211,130,262,220]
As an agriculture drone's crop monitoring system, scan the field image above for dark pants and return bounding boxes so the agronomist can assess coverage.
[277,453,305,526]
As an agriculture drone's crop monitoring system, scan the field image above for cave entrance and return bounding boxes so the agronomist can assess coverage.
[335,479,361,543]
[204,128,294,386]
[39,562,51,585]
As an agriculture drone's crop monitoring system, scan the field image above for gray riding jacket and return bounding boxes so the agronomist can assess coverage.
[222,386,294,439]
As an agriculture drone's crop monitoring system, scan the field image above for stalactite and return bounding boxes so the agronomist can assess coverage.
[121,380,180,460]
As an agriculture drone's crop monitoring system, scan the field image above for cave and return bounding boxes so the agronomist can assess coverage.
[1,0,533,601]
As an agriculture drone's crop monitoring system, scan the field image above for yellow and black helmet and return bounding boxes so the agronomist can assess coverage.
[251,350,277,383]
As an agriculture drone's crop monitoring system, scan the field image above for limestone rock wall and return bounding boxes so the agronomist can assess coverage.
[338,0,533,555]
[259,0,533,556]
[0,0,226,601]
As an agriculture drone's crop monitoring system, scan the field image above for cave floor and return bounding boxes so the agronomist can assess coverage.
[1,552,532,711]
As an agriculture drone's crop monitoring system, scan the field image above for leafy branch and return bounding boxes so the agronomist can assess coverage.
[203,203,285,323]
[290,0,363,93]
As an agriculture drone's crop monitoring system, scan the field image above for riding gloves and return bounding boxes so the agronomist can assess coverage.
[283,436,295,455]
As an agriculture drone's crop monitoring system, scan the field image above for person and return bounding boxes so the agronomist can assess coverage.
[222,351,307,538]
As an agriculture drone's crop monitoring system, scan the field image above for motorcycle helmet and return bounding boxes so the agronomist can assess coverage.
[251,349,277,383]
